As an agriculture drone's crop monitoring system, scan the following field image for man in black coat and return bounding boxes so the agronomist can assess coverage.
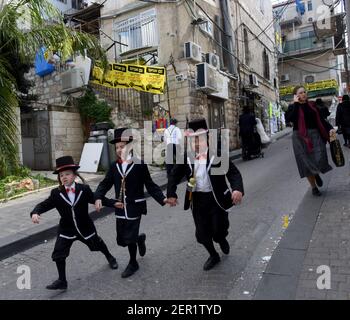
[336,95,350,147]
[167,119,244,271]
[315,98,330,120]
[239,106,258,160]
[94,128,170,278]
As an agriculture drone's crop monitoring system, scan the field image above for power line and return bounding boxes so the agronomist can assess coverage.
[279,37,345,62]
[249,0,291,42]
[184,0,243,65]
[284,60,343,73]
[279,50,344,70]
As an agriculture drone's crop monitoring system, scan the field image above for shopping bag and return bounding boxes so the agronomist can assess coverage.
[330,139,345,167]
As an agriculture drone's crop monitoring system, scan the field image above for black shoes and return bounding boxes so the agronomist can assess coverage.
[219,239,230,255]
[121,262,139,278]
[107,256,118,269]
[203,254,220,271]
[315,175,323,187]
[312,187,322,196]
[137,233,146,257]
[46,279,67,290]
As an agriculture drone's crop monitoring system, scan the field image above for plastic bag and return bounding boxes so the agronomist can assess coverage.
[255,118,271,144]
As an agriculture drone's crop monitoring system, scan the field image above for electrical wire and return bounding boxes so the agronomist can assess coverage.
[279,37,345,61]
[283,60,343,73]
[279,50,344,70]
[184,0,243,65]
[249,0,291,42]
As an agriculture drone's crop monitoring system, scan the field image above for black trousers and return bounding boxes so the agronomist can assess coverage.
[342,126,350,144]
[166,143,181,176]
[52,233,107,261]
[191,192,229,245]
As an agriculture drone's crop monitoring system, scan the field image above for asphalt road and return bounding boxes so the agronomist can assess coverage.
[0,133,317,300]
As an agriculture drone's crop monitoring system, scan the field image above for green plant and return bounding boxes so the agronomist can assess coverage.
[0,0,107,179]
[76,88,113,138]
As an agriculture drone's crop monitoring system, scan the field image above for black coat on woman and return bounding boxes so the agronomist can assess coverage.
[285,101,333,133]
[94,160,166,220]
[30,183,112,240]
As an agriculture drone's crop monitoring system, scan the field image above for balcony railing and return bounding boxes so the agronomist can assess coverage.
[282,36,333,55]
[115,9,159,55]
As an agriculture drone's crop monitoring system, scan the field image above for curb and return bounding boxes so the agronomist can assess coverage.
[0,129,292,261]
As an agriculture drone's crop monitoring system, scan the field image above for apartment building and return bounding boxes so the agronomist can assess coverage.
[273,0,345,106]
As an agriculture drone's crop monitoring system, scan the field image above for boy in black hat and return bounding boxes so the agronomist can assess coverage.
[95,128,171,278]
[167,118,244,271]
[30,156,118,290]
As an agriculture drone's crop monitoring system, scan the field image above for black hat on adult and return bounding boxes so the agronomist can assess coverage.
[53,156,80,174]
[185,118,209,137]
[343,94,350,102]
[315,98,324,106]
[170,118,178,125]
[109,127,134,144]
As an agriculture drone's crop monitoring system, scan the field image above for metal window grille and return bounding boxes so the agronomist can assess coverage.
[114,9,159,54]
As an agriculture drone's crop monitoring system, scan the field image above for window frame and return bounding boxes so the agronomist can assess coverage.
[114,8,159,55]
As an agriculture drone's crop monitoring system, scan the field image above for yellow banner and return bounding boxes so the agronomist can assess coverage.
[90,62,166,94]
[280,79,338,96]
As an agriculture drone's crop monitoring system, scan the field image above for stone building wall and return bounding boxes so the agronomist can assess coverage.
[26,65,69,106]
[48,106,85,168]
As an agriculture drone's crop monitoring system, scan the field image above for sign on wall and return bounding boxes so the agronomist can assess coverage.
[91,61,166,95]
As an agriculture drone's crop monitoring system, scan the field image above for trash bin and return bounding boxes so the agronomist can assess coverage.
[89,122,113,171]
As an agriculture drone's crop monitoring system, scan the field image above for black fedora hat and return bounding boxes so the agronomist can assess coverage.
[185,118,209,137]
[109,127,134,144]
[53,156,80,174]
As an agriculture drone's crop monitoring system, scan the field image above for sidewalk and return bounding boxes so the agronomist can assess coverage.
[254,143,350,300]
[0,166,167,260]
[0,127,292,261]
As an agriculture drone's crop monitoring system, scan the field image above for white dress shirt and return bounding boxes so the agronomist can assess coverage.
[193,157,212,193]
[65,182,76,204]
[121,154,132,174]
[164,125,182,145]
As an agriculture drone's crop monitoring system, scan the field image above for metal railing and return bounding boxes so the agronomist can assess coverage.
[282,36,333,54]
[114,10,159,55]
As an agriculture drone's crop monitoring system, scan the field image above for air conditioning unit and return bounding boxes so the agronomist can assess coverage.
[249,74,259,87]
[280,74,290,82]
[205,52,220,70]
[61,67,85,92]
[196,62,219,93]
[184,41,202,63]
[304,74,316,83]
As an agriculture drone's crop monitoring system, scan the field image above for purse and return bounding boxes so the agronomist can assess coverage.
[330,138,345,167]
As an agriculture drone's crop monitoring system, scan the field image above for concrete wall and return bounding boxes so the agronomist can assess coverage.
[233,0,278,103]
[49,0,72,13]
[279,53,337,85]
[24,65,86,169]
[48,106,85,168]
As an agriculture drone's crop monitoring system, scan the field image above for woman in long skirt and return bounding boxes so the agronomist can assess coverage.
[285,85,336,196]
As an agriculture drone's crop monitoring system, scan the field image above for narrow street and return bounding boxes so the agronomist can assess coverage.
[0,133,320,300]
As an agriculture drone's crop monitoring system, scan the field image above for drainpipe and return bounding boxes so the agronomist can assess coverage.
[219,0,237,75]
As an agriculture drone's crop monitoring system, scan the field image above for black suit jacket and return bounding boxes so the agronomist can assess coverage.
[167,154,244,211]
[94,160,166,220]
[30,183,108,239]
